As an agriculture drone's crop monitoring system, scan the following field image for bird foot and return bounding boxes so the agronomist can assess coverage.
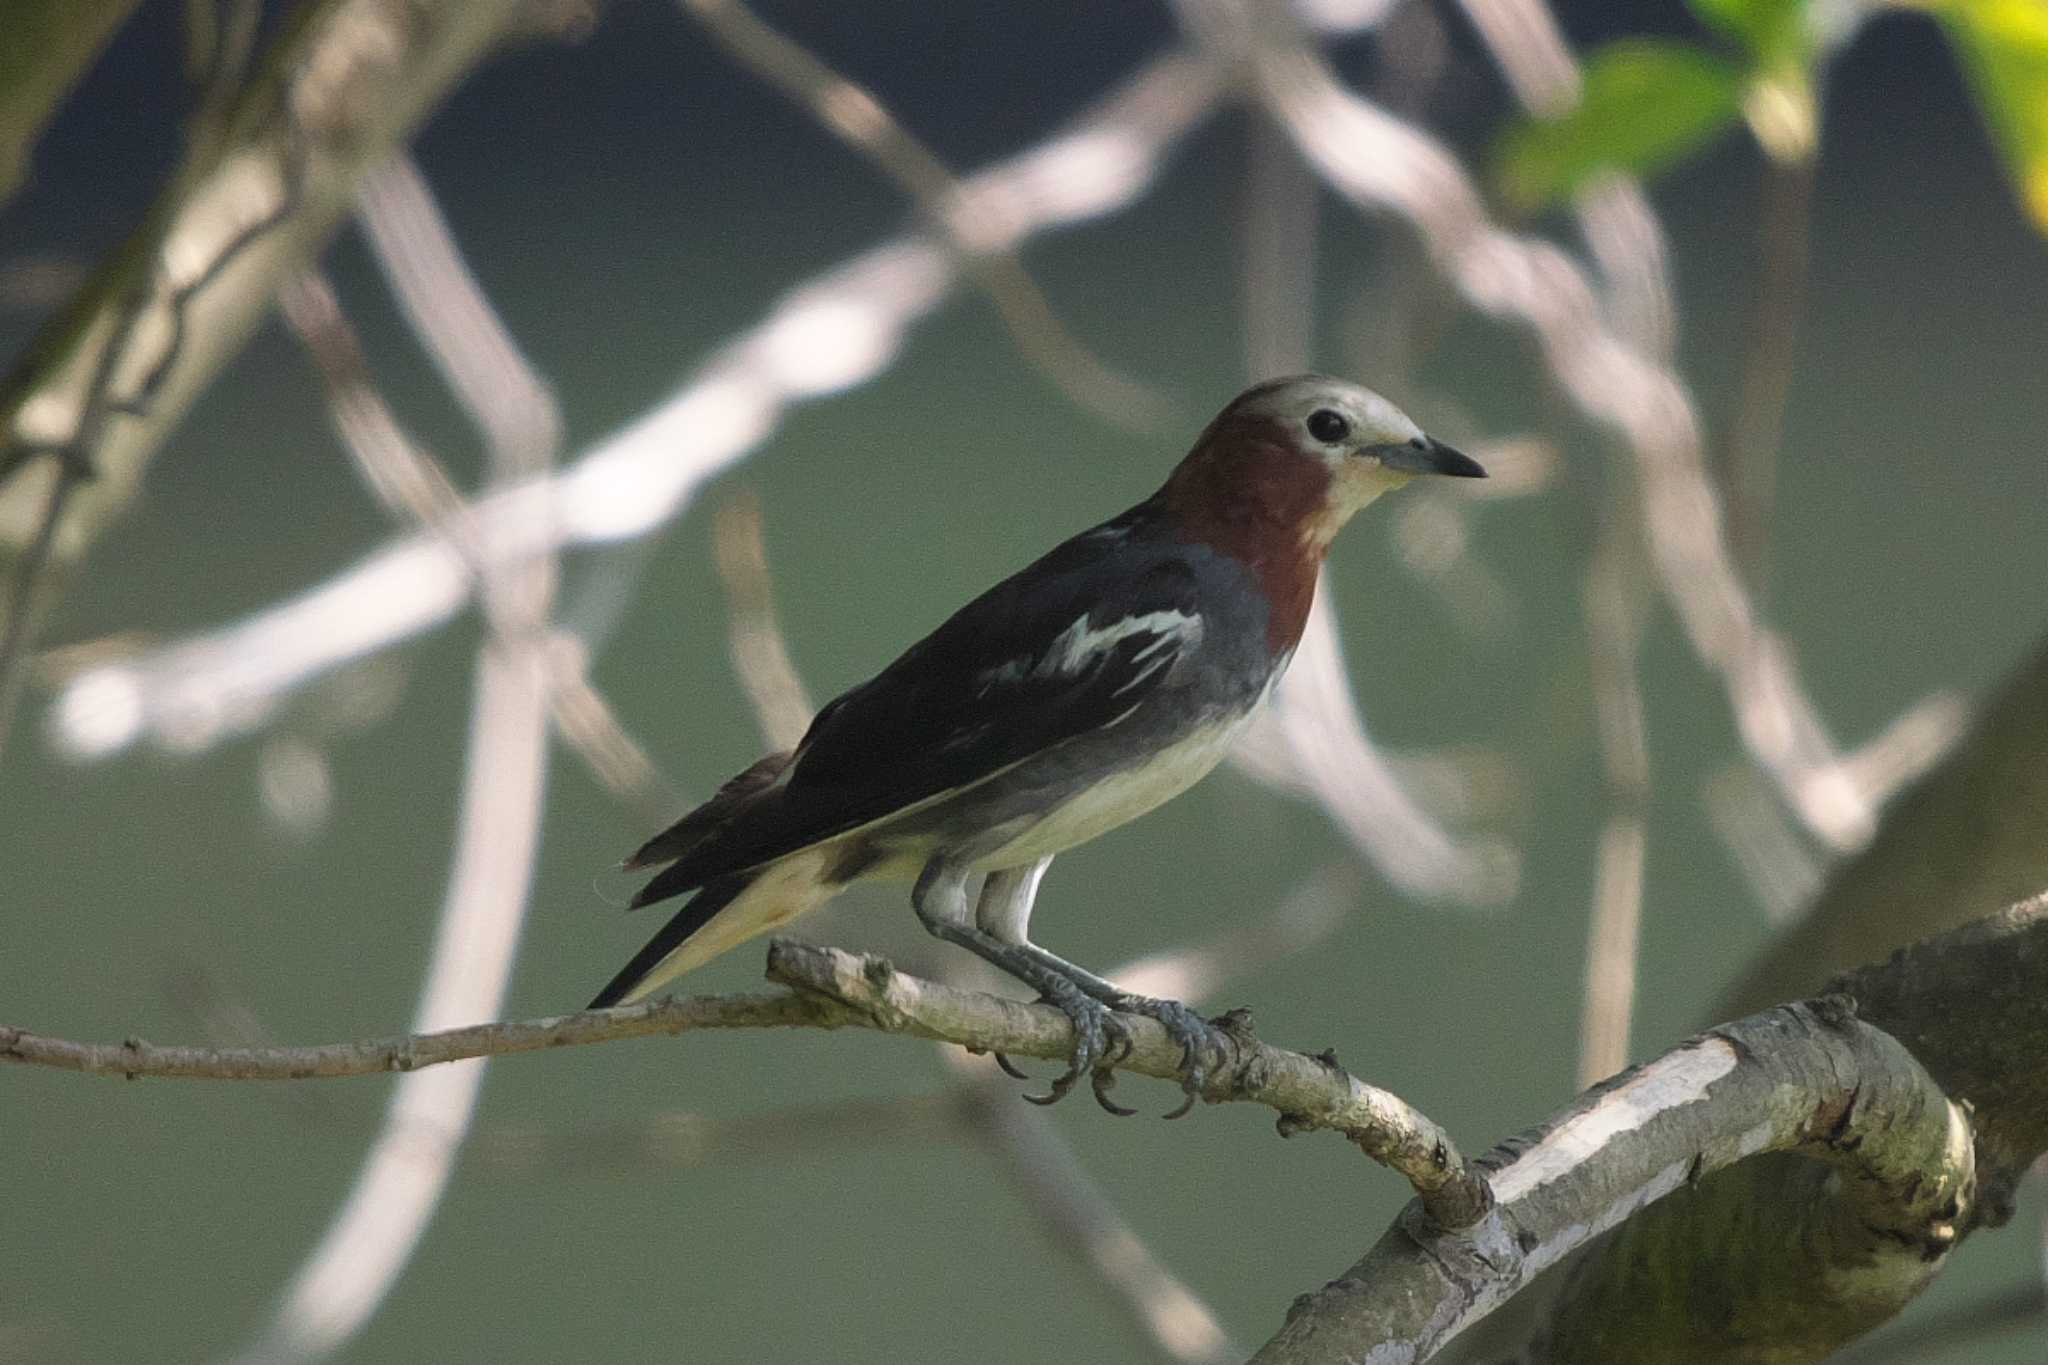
[1108,993,1228,1119]
[1010,976,1136,1116]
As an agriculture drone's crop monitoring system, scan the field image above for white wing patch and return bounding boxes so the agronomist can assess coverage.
[977,610,1203,694]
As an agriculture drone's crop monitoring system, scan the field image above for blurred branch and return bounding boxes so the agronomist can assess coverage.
[1233,589,1518,904]
[239,637,551,1365]
[46,45,1226,762]
[711,491,813,752]
[3,937,1494,1226]
[1456,0,1676,358]
[1704,761,1823,922]
[1576,818,1644,1086]
[0,277,155,763]
[244,148,567,1365]
[677,0,1167,430]
[1720,151,1817,589]
[182,0,263,155]
[1231,79,1514,905]
[1175,0,1878,854]
[353,156,563,482]
[478,1092,961,1175]
[0,456,78,763]
[1240,115,1319,380]
[1575,488,1650,1087]
[277,269,673,821]
[946,1054,1241,1365]
[0,0,534,601]
[1723,631,2048,1018]
[0,2,143,209]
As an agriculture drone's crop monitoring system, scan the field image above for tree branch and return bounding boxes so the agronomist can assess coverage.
[1443,896,2048,1365]
[1,939,1491,1226]
[1251,996,1974,1365]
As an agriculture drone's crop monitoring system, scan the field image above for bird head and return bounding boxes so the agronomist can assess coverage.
[1161,375,1485,555]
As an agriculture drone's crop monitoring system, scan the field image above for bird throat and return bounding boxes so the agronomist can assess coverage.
[1157,417,1335,654]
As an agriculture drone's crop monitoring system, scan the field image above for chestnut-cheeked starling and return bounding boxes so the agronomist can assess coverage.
[591,376,1484,1113]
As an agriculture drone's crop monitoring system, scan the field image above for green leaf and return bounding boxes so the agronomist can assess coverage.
[1687,0,1813,65]
[1937,0,2048,232]
[1495,40,1747,209]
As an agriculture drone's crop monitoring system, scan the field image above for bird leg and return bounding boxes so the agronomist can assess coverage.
[1019,952,1226,1120]
[975,861,1225,1118]
[915,860,1133,1112]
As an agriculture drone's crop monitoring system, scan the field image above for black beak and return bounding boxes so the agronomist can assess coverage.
[1380,436,1486,478]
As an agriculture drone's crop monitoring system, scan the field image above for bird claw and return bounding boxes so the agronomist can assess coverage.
[1110,993,1225,1119]
[1090,1062,1138,1117]
[1019,985,1134,1114]
[992,1051,1031,1081]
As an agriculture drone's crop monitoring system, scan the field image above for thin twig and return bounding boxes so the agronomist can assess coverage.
[0,0,537,625]
[0,461,79,764]
[677,0,1169,430]
[476,1093,961,1175]
[277,270,674,822]
[1576,488,1651,1087]
[2,939,1492,1228]
[711,491,814,751]
[1721,153,1817,590]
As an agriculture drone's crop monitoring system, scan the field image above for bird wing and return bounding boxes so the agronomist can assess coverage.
[642,522,1209,894]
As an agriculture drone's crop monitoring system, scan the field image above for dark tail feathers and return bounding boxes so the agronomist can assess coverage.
[589,872,751,1009]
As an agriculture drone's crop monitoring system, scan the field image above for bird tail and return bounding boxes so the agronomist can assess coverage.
[589,848,838,1008]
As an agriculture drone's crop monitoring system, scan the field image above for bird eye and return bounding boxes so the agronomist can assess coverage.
[1306,409,1350,444]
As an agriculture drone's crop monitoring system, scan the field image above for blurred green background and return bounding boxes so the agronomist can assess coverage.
[4,2,2047,1362]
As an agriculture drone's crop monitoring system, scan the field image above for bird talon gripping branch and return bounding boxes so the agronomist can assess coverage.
[588,377,1483,1111]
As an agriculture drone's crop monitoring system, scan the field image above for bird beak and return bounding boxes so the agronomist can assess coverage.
[1379,436,1487,478]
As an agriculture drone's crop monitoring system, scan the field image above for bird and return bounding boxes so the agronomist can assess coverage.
[590,375,1484,1114]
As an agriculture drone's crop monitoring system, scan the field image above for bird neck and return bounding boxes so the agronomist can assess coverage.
[1154,416,1332,654]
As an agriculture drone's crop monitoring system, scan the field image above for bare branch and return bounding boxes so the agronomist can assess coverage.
[1251,997,1975,1364]
[0,988,825,1079]
[0,458,80,762]
[1576,487,1651,1086]
[277,268,674,821]
[2,939,1490,1226]
[677,0,1167,430]
[46,48,1225,762]
[0,0,537,600]
[1720,152,1817,587]
[711,491,814,751]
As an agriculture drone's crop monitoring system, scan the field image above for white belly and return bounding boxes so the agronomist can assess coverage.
[973,715,1250,868]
